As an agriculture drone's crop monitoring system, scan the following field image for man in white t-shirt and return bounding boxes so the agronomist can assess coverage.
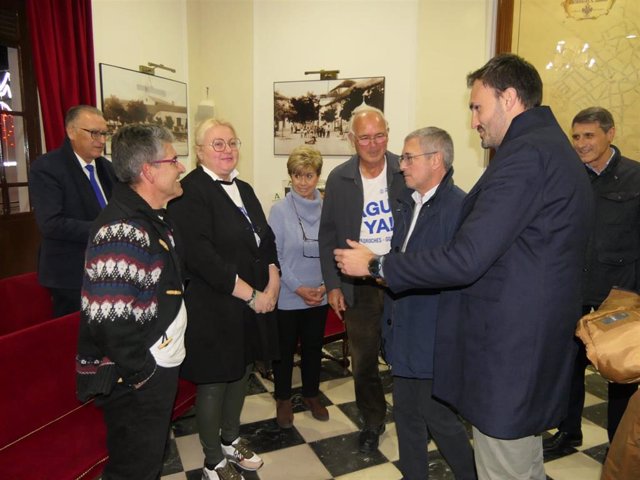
[319,105,405,453]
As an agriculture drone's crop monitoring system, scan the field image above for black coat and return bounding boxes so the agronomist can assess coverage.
[29,138,117,289]
[582,146,640,306]
[168,167,279,383]
[383,107,593,438]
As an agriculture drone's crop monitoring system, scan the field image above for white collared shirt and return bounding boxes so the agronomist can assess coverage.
[401,185,438,253]
[76,153,107,202]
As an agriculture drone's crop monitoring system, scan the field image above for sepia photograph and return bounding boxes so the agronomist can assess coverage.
[274,76,385,156]
[99,63,188,155]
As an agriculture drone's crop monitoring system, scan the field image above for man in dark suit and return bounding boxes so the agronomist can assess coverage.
[335,54,593,478]
[544,107,640,453]
[30,105,116,317]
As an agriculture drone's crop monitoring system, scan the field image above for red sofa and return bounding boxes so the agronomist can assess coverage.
[0,272,196,479]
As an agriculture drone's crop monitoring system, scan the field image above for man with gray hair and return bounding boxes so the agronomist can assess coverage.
[386,127,476,479]
[335,54,592,478]
[319,105,405,452]
[76,124,187,479]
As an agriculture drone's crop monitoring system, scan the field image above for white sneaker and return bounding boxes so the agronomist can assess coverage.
[201,458,244,480]
[221,437,263,471]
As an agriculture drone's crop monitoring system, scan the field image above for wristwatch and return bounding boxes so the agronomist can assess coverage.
[368,255,384,280]
[246,289,257,310]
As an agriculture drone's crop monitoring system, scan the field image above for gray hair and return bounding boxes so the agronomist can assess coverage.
[347,104,388,134]
[111,123,174,184]
[572,107,615,133]
[405,126,454,170]
[65,105,103,127]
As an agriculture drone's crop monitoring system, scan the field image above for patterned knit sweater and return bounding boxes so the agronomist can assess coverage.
[76,183,184,400]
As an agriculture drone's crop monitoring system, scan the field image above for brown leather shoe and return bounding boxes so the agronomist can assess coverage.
[276,399,294,429]
[303,396,329,421]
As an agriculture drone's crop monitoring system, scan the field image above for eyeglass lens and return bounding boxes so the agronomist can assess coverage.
[211,138,241,151]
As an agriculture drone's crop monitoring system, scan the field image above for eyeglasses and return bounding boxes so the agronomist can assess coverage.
[80,128,110,140]
[291,197,319,258]
[202,138,242,152]
[149,156,180,166]
[354,133,388,146]
[398,151,438,165]
[300,222,320,258]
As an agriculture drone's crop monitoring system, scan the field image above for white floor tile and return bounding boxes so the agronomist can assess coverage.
[321,376,357,405]
[377,422,399,462]
[545,452,603,480]
[295,405,359,443]
[240,392,276,424]
[579,418,610,450]
[257,444,332,480]
[174,433,205,472]
[334,462,403,480]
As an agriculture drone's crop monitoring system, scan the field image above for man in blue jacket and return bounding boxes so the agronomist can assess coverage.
[384,126,475,480]
[335,54,593,478]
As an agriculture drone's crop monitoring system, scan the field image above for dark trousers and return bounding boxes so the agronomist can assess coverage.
[273,305,328,399]
[561,305,638,442]
[100,366,179,480]
[49,287,80,318]
[196,364,252,466]
[343,284,386,428]
[393,377,476,480]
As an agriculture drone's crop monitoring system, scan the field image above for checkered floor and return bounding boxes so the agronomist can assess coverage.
[160,343,610,480]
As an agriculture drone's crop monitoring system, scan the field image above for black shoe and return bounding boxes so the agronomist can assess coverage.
[543,431,583,453]
[358,424,385,453]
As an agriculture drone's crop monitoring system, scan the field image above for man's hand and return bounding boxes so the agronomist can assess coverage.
[327,288,347,320]
[334,239,375,277]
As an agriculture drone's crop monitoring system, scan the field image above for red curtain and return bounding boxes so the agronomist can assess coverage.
[26,0,96,151]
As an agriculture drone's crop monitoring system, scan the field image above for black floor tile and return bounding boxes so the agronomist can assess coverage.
[172,406,198,437]
[583,443,609,464]
[585,372,609,401]
[583,402,608,429]
[186,468,202,480]
[336,400,394,430]
[248,372,270,395]
[543,445,580,462]
[392,451,458,480]
[161,437,184,476]
[318,357,352,381]
[309,431,389,477]
[238,418,307,454]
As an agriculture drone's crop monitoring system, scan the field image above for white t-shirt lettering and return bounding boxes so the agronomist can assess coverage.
[360,163,393,256]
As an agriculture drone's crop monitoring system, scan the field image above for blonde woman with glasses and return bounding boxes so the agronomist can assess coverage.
[168,118,279,480]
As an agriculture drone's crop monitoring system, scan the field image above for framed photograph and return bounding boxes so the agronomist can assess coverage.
[274,76,385,156]
[99,63,189,155]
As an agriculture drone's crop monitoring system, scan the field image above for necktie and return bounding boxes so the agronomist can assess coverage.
[85,164,107,208]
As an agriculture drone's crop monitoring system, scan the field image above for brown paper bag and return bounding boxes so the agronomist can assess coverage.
[576,288,640,384]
